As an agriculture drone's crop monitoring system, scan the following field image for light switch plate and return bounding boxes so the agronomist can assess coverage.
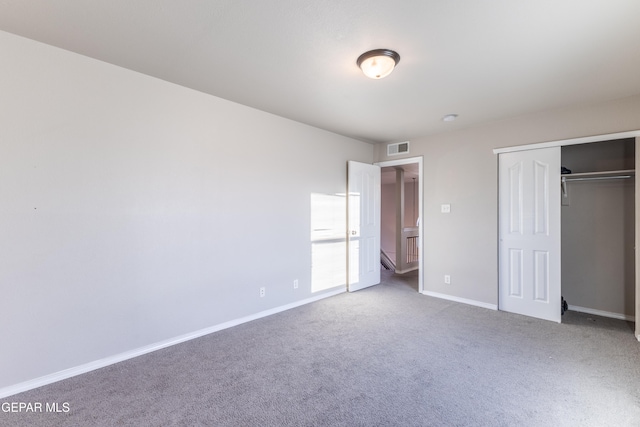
[441,204,451,213]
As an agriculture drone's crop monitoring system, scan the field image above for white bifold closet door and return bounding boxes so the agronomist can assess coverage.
[499,147,561,323]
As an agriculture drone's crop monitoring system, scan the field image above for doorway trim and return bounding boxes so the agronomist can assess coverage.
[376,156,424,293]
[493,130,640,341]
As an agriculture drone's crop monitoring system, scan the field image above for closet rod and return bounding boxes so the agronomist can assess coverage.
[561,175,632,182]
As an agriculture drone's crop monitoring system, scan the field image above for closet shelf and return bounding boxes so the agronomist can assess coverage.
[562,169,635,178]
[561,169,635,184]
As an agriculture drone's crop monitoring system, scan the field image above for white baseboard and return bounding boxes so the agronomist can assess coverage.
[0,288,345,399]
[568,305,635,322]
[422,290,498,311]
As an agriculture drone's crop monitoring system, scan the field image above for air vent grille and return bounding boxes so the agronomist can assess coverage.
[387,141,410,156]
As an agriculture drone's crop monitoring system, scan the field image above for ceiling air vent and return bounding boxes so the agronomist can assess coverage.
[387,141,409,156]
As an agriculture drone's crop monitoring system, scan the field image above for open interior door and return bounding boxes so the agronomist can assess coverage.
[499,147,561,322]
[347,161,381,292]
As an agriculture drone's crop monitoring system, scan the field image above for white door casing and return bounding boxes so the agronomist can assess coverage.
[347,161,381,292]
[499,147,561,322]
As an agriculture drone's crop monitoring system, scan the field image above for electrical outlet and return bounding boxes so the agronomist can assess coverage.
[293,279,299,289]
[260,287,265,297]
[444,275,451,284]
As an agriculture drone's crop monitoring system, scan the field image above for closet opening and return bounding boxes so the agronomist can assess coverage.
[561,138,636,324]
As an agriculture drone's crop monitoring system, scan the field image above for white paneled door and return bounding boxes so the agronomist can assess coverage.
[347,161,381,292]
[499,148,561,322]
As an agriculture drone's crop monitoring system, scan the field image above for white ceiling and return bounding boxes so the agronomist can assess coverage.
[1,1,640,144]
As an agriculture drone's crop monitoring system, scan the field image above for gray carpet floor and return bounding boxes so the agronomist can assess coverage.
[2,270,639,426]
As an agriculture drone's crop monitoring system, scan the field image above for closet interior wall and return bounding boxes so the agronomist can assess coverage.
[561,138,636,320]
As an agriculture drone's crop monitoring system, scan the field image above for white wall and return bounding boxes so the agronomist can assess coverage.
[375,94,640,307]
[0,30,373,392]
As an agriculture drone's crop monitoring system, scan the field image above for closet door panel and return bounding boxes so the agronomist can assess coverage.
[508,162,524,235]
[533,250,549,302]
[499,147,561,322]
[533,160,549,235]
[508,249,524,297]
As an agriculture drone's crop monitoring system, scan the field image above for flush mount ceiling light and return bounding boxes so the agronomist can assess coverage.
[357,49,400,79]
[442,114,458,122]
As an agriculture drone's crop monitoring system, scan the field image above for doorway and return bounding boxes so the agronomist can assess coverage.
[376,156,424,293]
[561,139,635,321]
